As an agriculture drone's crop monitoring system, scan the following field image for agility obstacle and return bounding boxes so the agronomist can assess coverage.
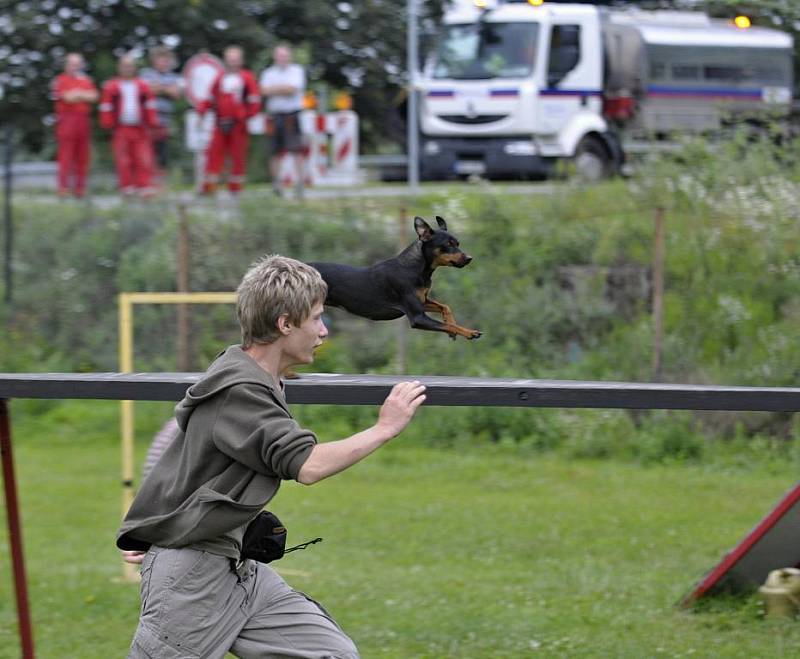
[2,373,800,658]
[117,292,237,580]
[681,480,800,606]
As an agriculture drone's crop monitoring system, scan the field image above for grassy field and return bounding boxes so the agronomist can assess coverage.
[1,400,799,658]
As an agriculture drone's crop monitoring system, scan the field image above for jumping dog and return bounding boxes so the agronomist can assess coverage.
[309,216,482,340]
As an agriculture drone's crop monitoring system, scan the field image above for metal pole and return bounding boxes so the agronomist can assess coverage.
[3,125,12,304]
[652,207,665,381]
[406,0,420,193]
[1,399,36,658]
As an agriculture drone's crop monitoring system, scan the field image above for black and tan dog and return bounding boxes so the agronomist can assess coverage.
[309,216,482,340]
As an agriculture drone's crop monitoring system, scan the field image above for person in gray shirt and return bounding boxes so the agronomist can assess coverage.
[260,45,306,197]
[119,255,426,658]
[141,46,182,174]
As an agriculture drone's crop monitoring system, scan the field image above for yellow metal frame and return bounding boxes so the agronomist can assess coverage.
[117,292,236,578]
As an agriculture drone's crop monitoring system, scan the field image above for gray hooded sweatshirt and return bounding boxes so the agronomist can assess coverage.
[116,345,316,558]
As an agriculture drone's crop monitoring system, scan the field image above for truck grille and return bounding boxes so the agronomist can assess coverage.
[437,114,508,125]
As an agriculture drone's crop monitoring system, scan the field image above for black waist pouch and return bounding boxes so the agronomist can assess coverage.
[241,511,287,563]
[241,511,322,564]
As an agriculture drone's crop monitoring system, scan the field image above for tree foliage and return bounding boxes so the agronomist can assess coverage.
[1,1,797,154]
[0,0,444,153]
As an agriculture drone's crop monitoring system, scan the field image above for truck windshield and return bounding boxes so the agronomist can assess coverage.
[432,22,539,80]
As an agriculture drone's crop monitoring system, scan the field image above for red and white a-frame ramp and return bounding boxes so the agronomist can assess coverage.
[681,481,800,606]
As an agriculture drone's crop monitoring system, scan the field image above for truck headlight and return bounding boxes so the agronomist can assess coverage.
[504,141,537,156]
[424,141,441,156]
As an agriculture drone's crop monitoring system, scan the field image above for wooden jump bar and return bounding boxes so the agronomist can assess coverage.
[0,373,799,411]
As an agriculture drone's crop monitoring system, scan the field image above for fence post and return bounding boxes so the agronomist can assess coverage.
[652,206,665,381]
[1,399,35,658]
[176,205,190,371]
[3,125,12,304]
[395,206,408,374]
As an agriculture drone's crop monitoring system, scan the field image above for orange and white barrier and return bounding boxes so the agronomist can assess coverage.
[307,112,329,183]
[276,109,361,188]
[329,111,358,177]
[185,109,361,189]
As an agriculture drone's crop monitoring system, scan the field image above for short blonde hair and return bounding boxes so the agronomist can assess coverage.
[237,255,327,347]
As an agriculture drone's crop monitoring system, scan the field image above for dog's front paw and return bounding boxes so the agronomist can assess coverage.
[466,329,482,340]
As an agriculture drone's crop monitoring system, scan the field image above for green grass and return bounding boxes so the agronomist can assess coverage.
[1,401,800,657]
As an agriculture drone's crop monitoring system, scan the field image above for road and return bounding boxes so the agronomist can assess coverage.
[10,181,560,210]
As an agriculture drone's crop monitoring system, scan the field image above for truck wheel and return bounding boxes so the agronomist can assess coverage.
[574,136,611,182]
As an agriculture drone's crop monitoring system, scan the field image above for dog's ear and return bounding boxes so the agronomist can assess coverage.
[435,216,447,231]
[414,216,434,241]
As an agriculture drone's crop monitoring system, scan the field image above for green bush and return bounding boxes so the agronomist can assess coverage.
[3,132,799,455]
[634,412,705,465]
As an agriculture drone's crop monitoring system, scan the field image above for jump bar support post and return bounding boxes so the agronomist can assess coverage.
[118,295,136,581]
[115,292,238,580]
[1,399,35,658]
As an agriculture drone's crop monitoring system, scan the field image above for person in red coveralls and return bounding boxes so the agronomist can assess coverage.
[99,55,160,198]
[51,53,99,198]
[198,46,260,195]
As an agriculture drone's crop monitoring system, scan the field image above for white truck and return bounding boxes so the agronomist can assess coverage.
[418,0,794,180]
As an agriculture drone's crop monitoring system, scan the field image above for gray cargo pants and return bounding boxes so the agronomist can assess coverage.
[127,546,359,659]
